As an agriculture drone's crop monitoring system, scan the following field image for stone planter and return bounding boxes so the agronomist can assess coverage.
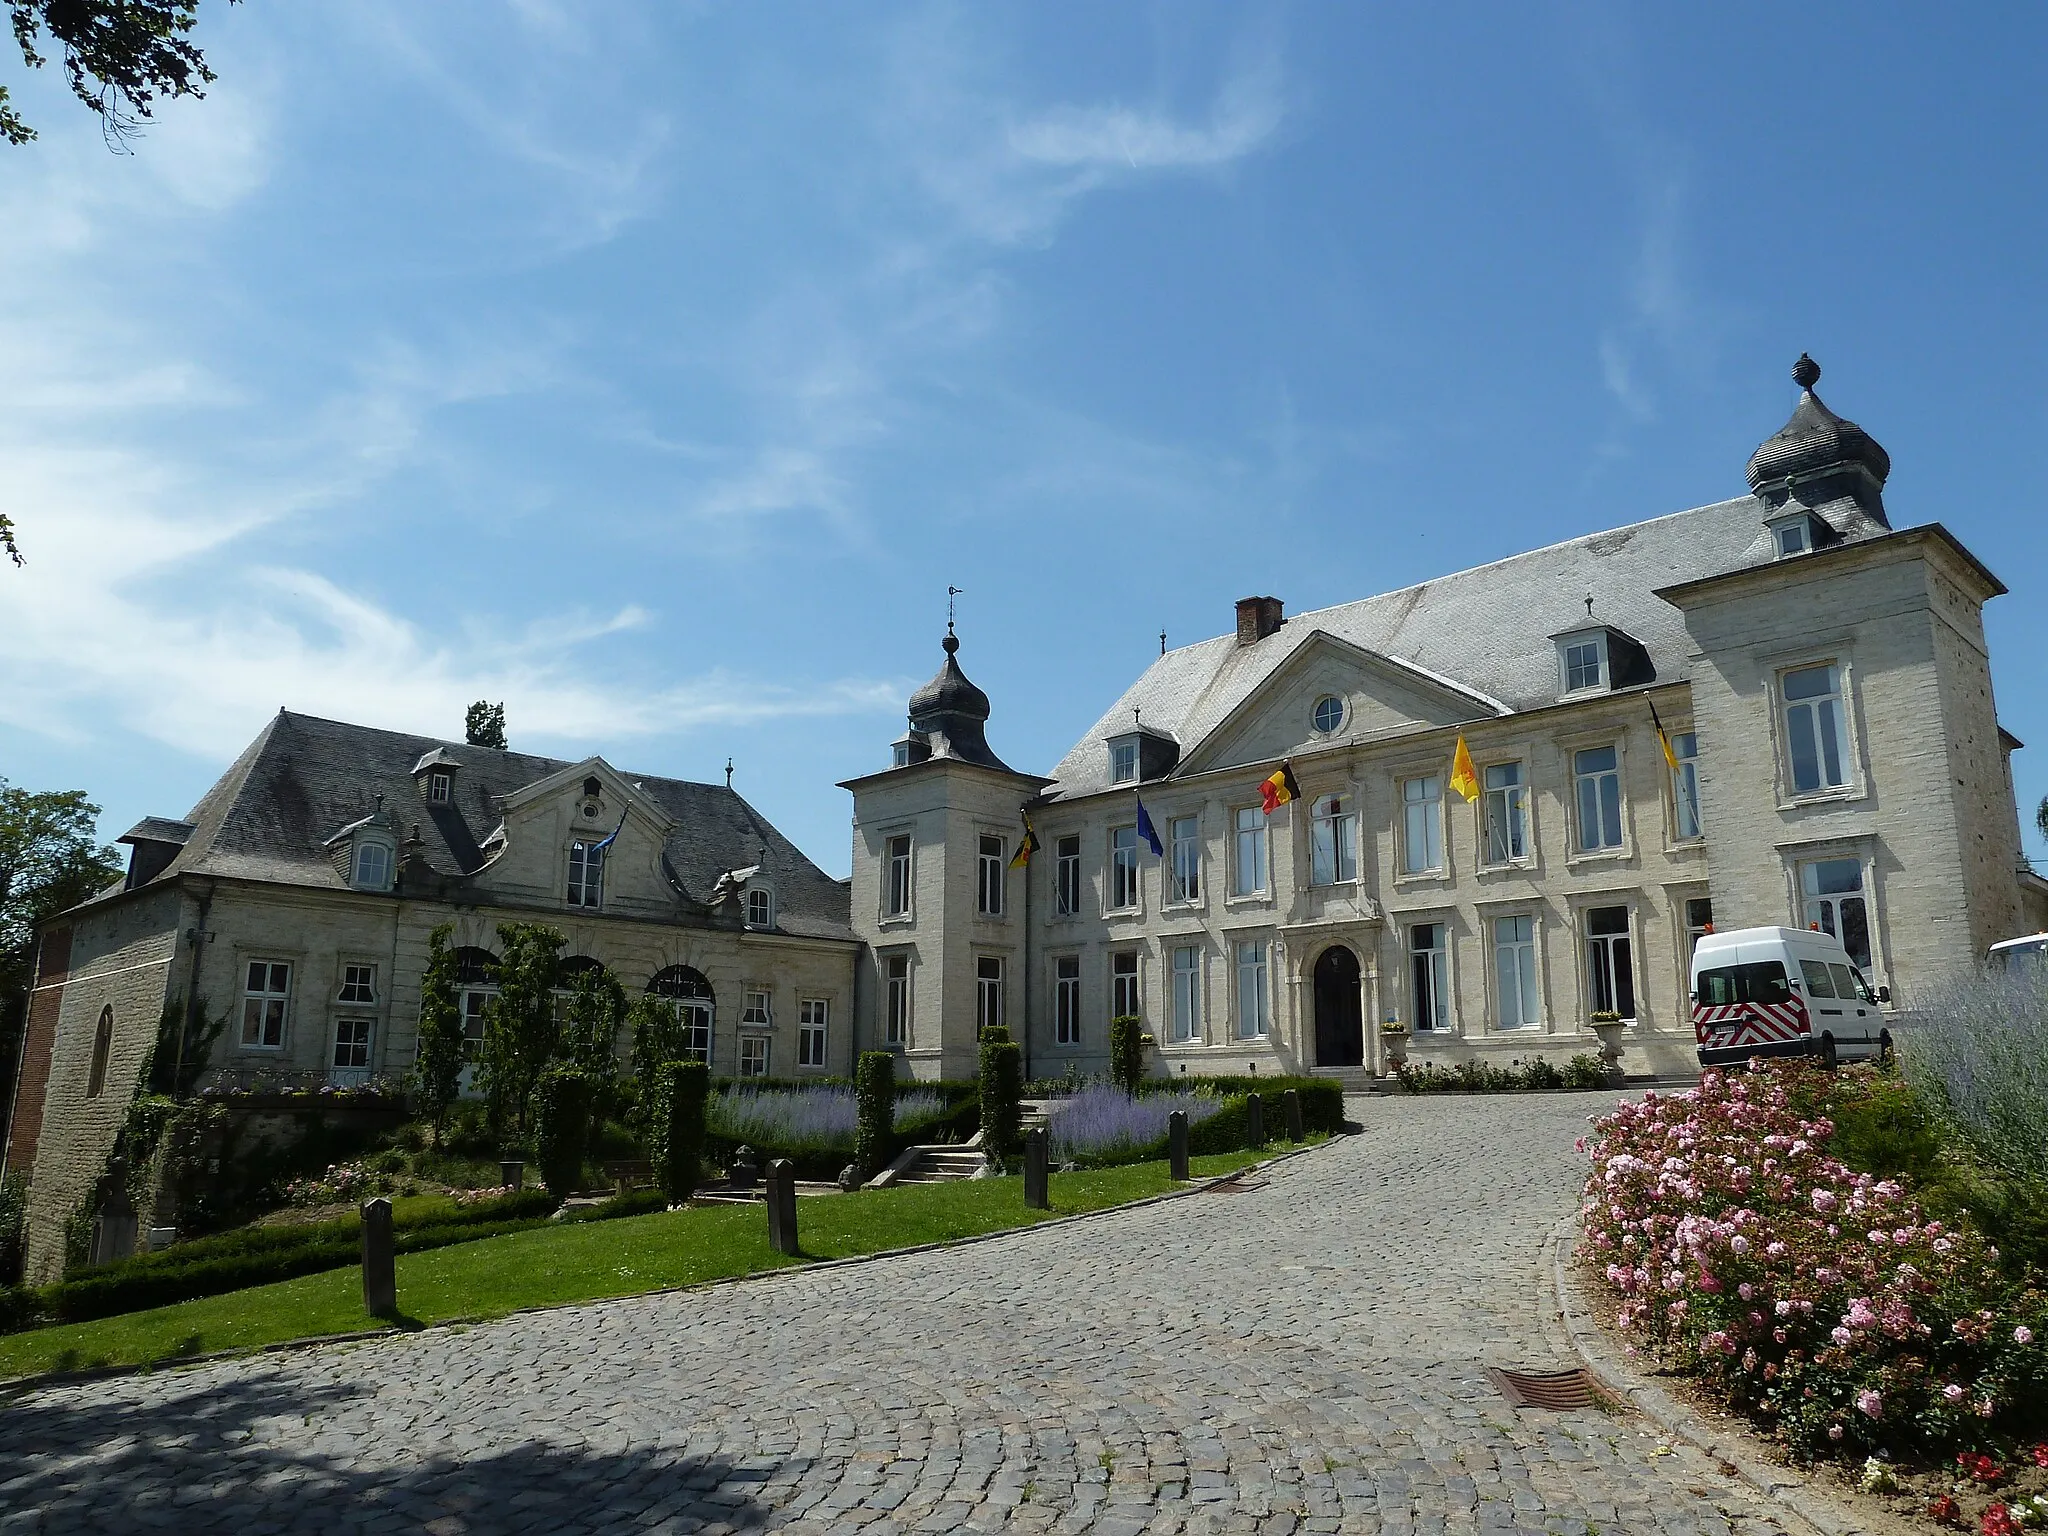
[1589,1020,1629,1072]
[1379,1031,1409,1073]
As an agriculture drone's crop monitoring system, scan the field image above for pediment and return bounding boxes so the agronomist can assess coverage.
[498,757,675,832]
[1177,632,1504,776]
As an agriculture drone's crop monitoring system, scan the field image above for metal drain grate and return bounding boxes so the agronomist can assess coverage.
[1485,1367,1602,1410]
[1202,1175,1269,1194]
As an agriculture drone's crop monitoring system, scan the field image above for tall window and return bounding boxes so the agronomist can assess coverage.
[1482,762,1527,864]
[976,956,1005,1036]
[353,841,391,891]
[885,954,911,1046]
[86,1006,113,1098]
[798,998,829,1068]
[1233,807,1266,896]
[739,1036,769,1078]
[1493,915,1540,1029]
[1573,746,1623,852]
[455,948,497,1062]
[332,1016,373,1070]
[1111,951,1140,1021]
[1171,945,1201,1043]
[1685,897,1714,966]
[649,966,714,1066]
[977,834,1005,916]
[1054,956,1081,1045]
[1409,924,1449,1032]
[567,839,605,907]
[746,888,773,928]
[1802,858,1872,969]
[1110,740,1139,783]
[241,961,291,1048]
[1235,941,1268,1039]
[1585,905,1635,1019]
[1109,826,1140,910]
[1310,793,1358,886]
[1169,816,1201,903]
[1671,732,1702,840]
[885,834,912,917]
[741,989,771,1027]
[1401,775,1443,875]
[1783,664,1849,794]
[1055,835,1082,915]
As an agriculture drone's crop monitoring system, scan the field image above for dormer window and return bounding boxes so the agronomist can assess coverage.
[746,887,774,928]
[1110,739,1139,784]
[1770,513,1814,558]
[352,840,393,892]
[1555,625,1655,698]
[1559,630,1608,695]
[427,770,452,804]
[892,742,912,768]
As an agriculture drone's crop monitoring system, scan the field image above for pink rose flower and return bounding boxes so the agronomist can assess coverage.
[1856,1389,1882,1418]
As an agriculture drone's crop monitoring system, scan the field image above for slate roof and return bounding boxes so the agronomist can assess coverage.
[131,711,854,942]
[1045,493,1891,801]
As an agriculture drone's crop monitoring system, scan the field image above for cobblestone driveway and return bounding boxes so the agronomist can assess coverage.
[1,1093,1796,1535]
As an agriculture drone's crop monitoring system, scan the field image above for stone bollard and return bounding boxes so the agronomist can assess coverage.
[361,1197,397,1318]
[1246,1092,1265,1148]
[1168,1110,1189,1182]
[1022,1126,1050,1211]
[1283,1089,1305,1144]
[498,1158,524,1190]
[764,1159,799,1256]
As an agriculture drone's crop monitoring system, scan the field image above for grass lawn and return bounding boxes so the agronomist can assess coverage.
[0,1145,1296,1382]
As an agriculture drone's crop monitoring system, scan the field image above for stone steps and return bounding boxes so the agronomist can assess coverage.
[890,1146,987,1184]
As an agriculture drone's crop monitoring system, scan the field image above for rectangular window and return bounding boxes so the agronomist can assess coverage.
[1585,905,1636,1019]
[1109,826,1140,910]
[1493,915,1540,1029]
[1564,636,1606,693]
[1482,762,1528,864]
[1801,858,1872,969]
[1685,897,1714,967]
[1055,835,1082,915]
[977,833,1005,916]
[1171,945,1202,1043]
[1054,956,1081,1045]
[1409,923,1450,1032]
[1110,739,1139,783]
[976,956,1004,1036]
[739,1035,769,1078]
[798,998,828,1068]
[567,839,605,908]
[1671,731,1702,840]
[1233,807,1267,896]
[353,842,391,891]
[427,770,452,804]
[337,963,376,1005]
[1169,816,1201,903]
[747,888,772,928]
[240,960,291,1049]
[677,1000,712,1067]
[1573,746,1623,852]
[885,954,911,1046]
[1401,775,1443,875]
[460,986,492,1062]
[741,989,771,1027]
[1310,793,1359,886]
[1783,664,1849,794]
[1111,950,1141,1022]
[332,1016,373,1070]
[885,835,913,917]
[1235,941,1268,1039]
[1776,519,1810,556]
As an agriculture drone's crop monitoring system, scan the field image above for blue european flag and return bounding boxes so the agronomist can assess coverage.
[1134,797,1164,858]
[590,809,628,853]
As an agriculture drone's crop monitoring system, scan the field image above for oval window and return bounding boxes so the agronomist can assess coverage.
[1312,695,1345,734]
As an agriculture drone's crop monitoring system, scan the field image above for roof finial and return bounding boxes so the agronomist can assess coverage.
[724,757,734,790]
[1792,353,1821,391]
[945,585,963,654]
[1584,594,1594,617]
[1159,628,1167,656]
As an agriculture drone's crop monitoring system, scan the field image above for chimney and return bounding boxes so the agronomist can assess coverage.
[1235,595,1284,647]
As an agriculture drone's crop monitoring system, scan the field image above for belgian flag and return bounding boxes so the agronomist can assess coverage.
[1259,760,1301,815]
[1008,812,1040,870]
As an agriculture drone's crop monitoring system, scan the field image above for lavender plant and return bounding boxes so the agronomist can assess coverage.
[1902,967,2048,1184]
[706,1086,950,1155]
[1046,1085,1222,1167]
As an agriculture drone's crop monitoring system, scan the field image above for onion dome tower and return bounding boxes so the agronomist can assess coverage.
[892,624,1016,773]
[1745,354,1892,525]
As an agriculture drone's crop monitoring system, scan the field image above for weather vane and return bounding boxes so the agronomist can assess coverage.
[947,585,963,630]
[725,757,734,789]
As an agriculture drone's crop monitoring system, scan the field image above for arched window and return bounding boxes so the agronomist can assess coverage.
[647,966,714,1066]
[557,955,607,983]
[86,1006,114,1099]
[352,839,393,891]
[746,888,773,929]
[453,947,499,1060]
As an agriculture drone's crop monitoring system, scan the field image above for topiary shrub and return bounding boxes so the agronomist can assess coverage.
[978,1032,1023,1164]
[1109,1015,1144,1095]
[648,1060,709,1203]
[853,1051,896,1180]
[412,924,466,1133]
[530,1065,594,1199]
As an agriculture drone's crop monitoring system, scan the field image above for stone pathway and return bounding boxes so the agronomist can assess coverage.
[0,1093,1798,1534]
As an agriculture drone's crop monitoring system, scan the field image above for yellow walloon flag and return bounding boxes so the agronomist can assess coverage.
[1647,698,1680,774]
[1449,733,1480,803]
[1008,812,1040,870]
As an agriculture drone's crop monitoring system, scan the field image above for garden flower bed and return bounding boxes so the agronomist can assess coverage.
[1582,1063,2046,1529]
[1046,1085,1224,1166]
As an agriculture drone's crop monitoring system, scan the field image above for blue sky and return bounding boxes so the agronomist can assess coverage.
[3,3,2046,880]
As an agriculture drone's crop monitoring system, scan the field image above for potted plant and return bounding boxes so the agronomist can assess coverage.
[1378,1019,1410,1072]
[1588,1010,1627,1071]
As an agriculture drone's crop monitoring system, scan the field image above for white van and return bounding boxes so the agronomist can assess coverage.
[1689,926,1889,1069]
[1988,932,2048,973]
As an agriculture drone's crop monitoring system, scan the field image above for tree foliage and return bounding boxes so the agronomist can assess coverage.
[529,1065,593,1200]
[559,965,626,1094]
[628,991,688,1112]
[647,1059,708,1203]
[465,701,507,750]
[476,922,563,1140]
[411,924,466,1130]
[852,1051,895,1180]
[2,0,225,149]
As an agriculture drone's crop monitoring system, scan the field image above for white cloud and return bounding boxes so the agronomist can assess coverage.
[1009,59,1284,174]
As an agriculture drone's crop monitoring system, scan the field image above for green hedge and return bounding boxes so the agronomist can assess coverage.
[530,1066,594,1199]
[1144,1076,1346,1136]
[1109,1016,1144,1094]
[977,1027,1023,1163]
[853,1052,896,1180]
[648,1060,709,1202]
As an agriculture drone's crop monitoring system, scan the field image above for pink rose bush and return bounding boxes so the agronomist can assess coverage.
[1582,1065,2046,1459]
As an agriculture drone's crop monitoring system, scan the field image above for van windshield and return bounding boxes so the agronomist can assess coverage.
[1695,962,1792,1007]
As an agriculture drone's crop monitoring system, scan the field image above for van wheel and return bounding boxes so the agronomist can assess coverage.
[1878,1029,1895,1068]
[1820,1034,1839,1071]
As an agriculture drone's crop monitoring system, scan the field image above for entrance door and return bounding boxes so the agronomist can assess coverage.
[1314,945,1364,1067]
